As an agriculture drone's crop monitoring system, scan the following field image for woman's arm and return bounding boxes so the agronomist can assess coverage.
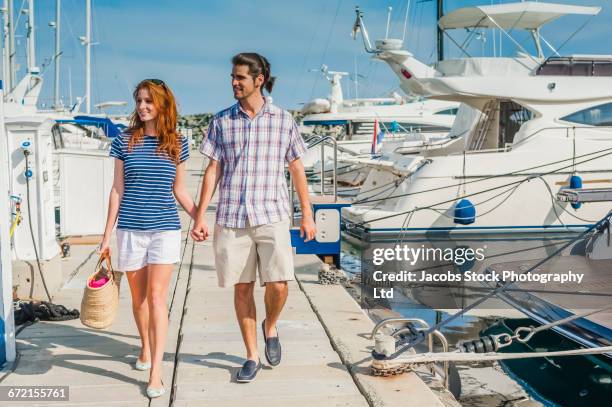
[174,162,198,219]
[100,158,124,254]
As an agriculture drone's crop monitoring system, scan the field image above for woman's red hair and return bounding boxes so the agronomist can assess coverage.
[126,80,181,163]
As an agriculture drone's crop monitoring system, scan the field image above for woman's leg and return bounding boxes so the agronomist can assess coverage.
[125,267,150,363]
[146,263,174,388]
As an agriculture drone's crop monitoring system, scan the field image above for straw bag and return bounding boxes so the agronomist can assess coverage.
[80,252,123,329]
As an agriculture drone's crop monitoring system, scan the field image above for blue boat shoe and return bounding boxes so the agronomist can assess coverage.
[236,359,261,383]
[262,319,281,366]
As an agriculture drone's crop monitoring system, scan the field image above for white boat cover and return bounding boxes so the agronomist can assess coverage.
[436,56,539,77]
[438,2,601,30]
[342,154,427,177]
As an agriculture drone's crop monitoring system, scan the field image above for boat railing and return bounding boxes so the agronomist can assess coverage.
[510,124,612,149]
[305,135,359,157]
[449,146,511,155]
[450,124,612,156]
[393,137,460,154]
[290,135,339,226]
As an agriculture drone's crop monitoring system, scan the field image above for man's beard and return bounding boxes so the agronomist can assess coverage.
[234,87,258,101]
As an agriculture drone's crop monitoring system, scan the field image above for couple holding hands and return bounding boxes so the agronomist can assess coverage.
[99,52,315,398]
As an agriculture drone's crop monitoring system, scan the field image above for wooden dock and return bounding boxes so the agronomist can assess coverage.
[1,153,450,406]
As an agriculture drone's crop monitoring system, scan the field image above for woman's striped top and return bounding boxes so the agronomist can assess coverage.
[110,133,189,231]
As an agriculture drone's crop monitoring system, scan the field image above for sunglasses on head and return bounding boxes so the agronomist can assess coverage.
[146,78,166,87]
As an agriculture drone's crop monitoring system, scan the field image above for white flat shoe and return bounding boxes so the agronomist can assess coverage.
[146,380,165,399]
[134,359,151,371]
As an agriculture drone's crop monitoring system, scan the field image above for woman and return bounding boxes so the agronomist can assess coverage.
[100,79,196,398]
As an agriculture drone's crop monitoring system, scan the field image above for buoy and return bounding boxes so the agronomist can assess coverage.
[569,175,582,209]
[454,199,476,225]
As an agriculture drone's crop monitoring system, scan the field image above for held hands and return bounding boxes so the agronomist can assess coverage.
[191,216,209,242]
[300,213,316,242]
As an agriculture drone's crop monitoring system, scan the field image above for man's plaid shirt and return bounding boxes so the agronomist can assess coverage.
[200,101,306,228]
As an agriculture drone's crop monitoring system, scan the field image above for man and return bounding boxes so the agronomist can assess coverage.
[191,52,316,383]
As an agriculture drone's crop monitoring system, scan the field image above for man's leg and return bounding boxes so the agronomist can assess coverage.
[214,223,258,362]
[234,282,259,361]
[263,281,288,338]
[215,223,261,381]
[254,219,294,366]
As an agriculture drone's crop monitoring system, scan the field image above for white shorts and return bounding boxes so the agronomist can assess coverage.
[116,229,182,272]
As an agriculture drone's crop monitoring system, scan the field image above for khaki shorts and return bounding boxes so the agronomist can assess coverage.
[213,219,294,287]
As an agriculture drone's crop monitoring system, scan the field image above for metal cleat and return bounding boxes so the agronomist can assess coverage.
[369,318,450,389]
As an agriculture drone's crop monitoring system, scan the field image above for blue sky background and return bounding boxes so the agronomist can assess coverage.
[11,0,612,114]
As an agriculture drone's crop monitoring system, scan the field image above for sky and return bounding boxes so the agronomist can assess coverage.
[6,0,612,115]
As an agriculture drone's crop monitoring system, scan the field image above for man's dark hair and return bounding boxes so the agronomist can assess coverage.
[231,52,276,94]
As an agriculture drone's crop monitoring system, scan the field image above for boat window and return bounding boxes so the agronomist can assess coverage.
[537,57,612,77]
[51,124,65,149]
[499,101,532,147]
[561,103,612,126]
[435,108,459,115]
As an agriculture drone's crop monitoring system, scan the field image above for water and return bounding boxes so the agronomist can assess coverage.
[485,319,612,407]
[341,240,498,344]
[340,234,611,406]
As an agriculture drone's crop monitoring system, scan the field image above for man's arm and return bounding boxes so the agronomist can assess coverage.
[288,158,316,242]
[191,159,222,241]
[193,116,223,241]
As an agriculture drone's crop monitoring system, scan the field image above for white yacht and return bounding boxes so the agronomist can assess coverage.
[343,2,612,241]
[301,66,459,169]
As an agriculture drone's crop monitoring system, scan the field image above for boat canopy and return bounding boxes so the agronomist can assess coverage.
[56,115,124,138]
[438,2,601,31]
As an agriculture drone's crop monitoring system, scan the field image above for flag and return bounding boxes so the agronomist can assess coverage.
[371,119,385,156]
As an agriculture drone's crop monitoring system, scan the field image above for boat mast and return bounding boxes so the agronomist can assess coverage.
[353,56,358,100]
[26,0,37,74]
[436,0,443,61]
[6,0,15,92]
[53,0,61,108]
[2,1,12,93]
[1,3,7,96]
[84,0,91,113]
[68,66,72,107]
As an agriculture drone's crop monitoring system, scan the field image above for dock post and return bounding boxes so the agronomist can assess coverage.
[290,196,351,268]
